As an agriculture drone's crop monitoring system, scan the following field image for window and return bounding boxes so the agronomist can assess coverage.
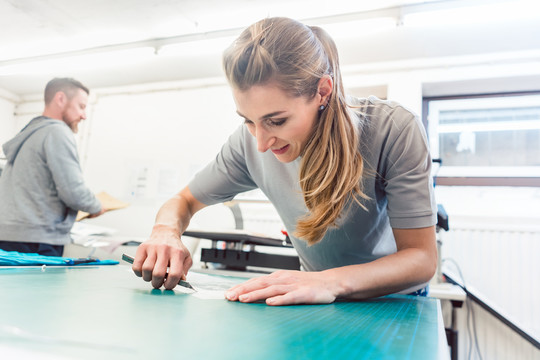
[426,93,540,186]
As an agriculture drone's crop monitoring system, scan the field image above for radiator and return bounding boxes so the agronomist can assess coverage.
[440,221,540,359]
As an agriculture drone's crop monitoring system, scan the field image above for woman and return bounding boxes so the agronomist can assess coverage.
[132,17,437,305]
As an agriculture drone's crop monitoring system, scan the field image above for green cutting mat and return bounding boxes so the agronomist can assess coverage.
[0,265,441,359]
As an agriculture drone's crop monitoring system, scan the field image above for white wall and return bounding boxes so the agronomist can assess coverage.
[0,89,17,151]
[82,82,239,202]
[0,90,17,176]
[13,100,41,131]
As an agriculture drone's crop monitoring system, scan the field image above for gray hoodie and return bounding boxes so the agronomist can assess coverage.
[0,116,101,245]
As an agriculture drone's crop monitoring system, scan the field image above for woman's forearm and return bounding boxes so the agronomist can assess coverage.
[324,246,437,300]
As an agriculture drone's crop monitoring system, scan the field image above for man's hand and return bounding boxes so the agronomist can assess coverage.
[87,207,106,218]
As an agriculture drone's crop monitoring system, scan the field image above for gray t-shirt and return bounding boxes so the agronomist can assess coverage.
[189,96,437,275]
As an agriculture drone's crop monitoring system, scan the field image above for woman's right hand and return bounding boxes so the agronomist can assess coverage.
[130,186,205,290]
[132,224,193,290]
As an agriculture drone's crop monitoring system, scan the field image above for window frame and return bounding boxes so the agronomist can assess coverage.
[423,91,540,187]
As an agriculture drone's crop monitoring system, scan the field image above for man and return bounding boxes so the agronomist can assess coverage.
[0,78,105,256]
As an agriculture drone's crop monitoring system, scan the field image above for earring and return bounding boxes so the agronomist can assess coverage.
[319,105,325,111]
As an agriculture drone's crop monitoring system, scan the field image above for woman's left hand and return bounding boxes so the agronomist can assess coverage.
[225,270,339,306]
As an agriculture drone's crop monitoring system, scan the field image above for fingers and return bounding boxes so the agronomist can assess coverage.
[238,285,293,303]
[152,252,170,289]
[132,242,192,290]
[132,246,147,278]
[163,250,185,290]
[225,270,337,306]
[225,273,290,302]
[88,207,106,218]
[226,280,303,305]
[225,276,268,301]
[266,293,297,306]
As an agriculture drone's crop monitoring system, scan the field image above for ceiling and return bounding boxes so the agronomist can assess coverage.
[0,0,539,97]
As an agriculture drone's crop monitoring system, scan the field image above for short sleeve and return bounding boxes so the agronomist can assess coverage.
[188,125,258,205]
[380,110,437,229]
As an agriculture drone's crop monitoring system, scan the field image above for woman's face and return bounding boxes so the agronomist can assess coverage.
[233,83,321,163]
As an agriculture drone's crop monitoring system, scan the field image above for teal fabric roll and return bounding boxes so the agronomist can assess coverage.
[0,249,118,266]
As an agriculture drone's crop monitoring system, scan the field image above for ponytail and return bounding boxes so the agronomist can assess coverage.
[223,18,369,245]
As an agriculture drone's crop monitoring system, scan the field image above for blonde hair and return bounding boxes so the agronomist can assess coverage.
[223,17,368,245]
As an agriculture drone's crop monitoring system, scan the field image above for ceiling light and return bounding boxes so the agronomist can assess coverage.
[403,0,539,27]
[157,36,237,57]
[0,47,155,76]
[321,17,397,39]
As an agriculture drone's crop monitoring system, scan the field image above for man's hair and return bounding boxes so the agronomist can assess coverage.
[44,77,89,105]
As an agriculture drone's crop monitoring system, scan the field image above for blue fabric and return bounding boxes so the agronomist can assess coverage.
[408,285,429,297]
[0,249,118,266]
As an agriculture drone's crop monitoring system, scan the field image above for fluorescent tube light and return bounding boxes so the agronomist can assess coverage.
[158,37,237,57]
[403,0,540,27]
[0,47,155,76]
[321,17,397,39]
